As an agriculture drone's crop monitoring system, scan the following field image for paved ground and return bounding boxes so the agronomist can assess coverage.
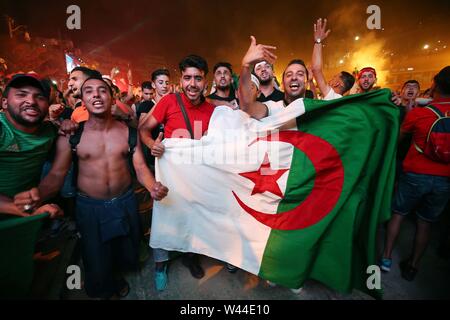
[63,214,450,300]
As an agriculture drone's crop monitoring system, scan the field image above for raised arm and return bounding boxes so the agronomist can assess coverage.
[311,18,332,98]
[238,36,277,120]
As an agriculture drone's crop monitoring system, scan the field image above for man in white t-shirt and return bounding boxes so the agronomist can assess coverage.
[311,18,355,101]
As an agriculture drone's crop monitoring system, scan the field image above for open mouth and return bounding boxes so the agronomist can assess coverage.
[187,88,199,95]
[92,100,104,107]
[289,83,300,90]
[23,107,40,117]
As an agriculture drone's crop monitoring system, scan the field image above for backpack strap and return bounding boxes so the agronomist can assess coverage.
[68,121,86,189]
[425,105,444,118]
[414,105,448,154]
[128,125,137,154]
[175,93,194,139]
[127,125,138,178]
[69,121,85,151]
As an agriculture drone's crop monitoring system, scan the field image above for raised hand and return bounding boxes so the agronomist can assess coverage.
[150,182,169,201]
[151,132,165,158]
[49,103,65,120]
[58,119,79,136]
[314,18,331,43]
[242,36,277,68]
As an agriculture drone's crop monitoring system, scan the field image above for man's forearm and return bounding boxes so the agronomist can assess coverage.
[135,163,156,192]
[311,43,331,97]
[238,65,254,111]
[139,126,156,149]
[38,173,66,203]
[237,65,267,119]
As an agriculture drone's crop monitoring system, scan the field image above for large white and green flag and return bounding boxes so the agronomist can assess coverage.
[150,89,399,298]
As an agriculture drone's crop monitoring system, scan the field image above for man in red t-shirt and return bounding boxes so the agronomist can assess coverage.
[381,66,450,281]
[139,55,215,291]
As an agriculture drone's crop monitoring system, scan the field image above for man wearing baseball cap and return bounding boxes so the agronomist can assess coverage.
[0,73,62,218]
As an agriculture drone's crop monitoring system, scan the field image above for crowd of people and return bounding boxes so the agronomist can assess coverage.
[1,18,449,299]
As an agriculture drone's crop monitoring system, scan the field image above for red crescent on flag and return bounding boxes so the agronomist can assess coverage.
[232,131,344,230]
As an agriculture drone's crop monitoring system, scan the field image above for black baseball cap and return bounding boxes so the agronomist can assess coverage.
[3,73,50,99]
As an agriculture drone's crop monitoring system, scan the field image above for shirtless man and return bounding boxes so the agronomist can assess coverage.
[15,76,168,299]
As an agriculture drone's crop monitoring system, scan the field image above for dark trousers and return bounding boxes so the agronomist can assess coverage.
[75,188,142,298]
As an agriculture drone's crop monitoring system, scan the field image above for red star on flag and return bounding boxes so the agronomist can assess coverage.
[239,153,289,198]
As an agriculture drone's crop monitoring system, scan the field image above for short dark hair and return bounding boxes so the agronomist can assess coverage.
[70,66,102,79]
[179,54,209,75]
[141,81,153,90]
[151,69,170,81]
[283,59,309,80]
[340,71,355,93]
[402,79,420,90]
[213,62,233,74]
[80,76,113,97]
[434,66,450,95]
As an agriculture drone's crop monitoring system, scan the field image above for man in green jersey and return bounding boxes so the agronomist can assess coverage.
[0,73,62,218]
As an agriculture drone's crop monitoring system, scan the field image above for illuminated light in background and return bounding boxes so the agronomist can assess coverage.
[354,36,360,41]
[339,59,344,64]
[51,80,57,85]
[423,44,430,49]
[407,67,414,71]
[349,34,388,85]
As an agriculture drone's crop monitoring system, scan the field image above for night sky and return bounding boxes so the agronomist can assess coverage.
[1,0,449,81]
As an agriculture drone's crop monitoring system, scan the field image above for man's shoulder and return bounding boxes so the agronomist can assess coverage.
[324,89,342,101]
[206,92,218,100]
[272,88,285,98]
[154,93,177,109]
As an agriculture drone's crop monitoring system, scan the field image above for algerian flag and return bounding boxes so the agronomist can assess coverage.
[150,89,399,298]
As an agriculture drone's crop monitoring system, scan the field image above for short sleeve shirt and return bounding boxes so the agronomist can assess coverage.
[323,89,342,101]
[0,113,57,197]
[151,93,215,139]
[401,99,450,177]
